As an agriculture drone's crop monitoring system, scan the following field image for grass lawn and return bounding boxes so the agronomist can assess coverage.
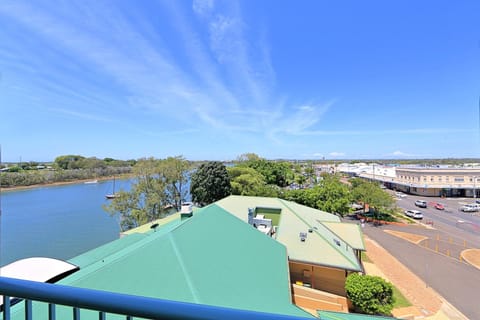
[361,251,372,263]
[392,285,411,308]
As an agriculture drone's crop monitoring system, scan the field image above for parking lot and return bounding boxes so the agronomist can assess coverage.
[391,191,480,239]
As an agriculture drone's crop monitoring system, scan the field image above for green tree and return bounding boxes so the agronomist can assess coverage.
[314,174,352,215]
[235,153,262,162]
[241,158,293,187]
[103,157,190,231]
[283,174,351,216]
[228,166,266,196]
[190,161,231,206]
[351,178,394,216]
[345,273,394,315]
[53,155,86,170]
[159,156,190,211]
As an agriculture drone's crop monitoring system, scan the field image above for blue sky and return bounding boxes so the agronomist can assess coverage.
[0,0,479,162]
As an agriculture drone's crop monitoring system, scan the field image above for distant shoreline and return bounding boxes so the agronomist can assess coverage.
[0,175,130,193]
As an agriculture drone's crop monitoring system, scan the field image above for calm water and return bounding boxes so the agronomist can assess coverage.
[0,179,132,266]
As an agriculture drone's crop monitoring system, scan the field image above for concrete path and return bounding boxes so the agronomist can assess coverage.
[359,217,480,319]
[363,235,468,320]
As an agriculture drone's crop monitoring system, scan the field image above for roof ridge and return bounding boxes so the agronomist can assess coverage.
[168,233,201,303]
[322,221,366,251]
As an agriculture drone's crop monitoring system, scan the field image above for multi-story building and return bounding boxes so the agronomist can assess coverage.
[338,163,480,198]
[394,167,480,197]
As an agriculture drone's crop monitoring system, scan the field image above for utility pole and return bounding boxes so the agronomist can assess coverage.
[0,144,2,274]
[474,176,476,199]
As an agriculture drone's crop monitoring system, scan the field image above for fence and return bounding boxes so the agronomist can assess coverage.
[419,233,476,262]
[0,276,312,320]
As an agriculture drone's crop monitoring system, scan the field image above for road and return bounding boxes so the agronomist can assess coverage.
[394,192,480,246]
[358,192,480,319]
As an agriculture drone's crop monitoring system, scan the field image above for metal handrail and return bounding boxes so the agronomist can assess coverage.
[0,276,312,320]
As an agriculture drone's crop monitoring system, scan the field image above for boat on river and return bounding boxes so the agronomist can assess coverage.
[105,177,118,199]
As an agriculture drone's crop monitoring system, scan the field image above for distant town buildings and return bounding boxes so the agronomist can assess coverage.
[337,163,480,198]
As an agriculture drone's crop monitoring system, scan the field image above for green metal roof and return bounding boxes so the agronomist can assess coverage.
[122,212,182,235]
[11,203,311,319]
[216,196,363,271]
[318,310,398,319]
[321,222,366,251]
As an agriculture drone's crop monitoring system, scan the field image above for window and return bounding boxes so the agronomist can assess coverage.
[454,178,464,182]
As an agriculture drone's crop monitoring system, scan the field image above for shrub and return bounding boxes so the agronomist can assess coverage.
[345,273,394,315]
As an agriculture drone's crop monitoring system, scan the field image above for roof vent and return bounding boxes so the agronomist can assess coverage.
[299,232,307,242]
[333,238,341,246]
[248,208,255,225]
[180,203,193,220]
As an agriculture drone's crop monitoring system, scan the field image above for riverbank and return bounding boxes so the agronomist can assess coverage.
[0,175,132,193]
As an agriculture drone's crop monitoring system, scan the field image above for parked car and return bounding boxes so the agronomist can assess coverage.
[415,200,427,208]
[404,209,423,219]
[395,192,407,198]
[434,203,445,210]
[460,203,480,212]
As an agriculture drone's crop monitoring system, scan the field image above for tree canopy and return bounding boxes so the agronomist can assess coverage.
[284,174,351,216]
[103,156,189,231]
[190,161,232,206]
[227,166,282,197]
[236,155,293,188]
[350,178,394,214]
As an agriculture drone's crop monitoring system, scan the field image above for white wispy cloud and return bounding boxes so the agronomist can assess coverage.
[0,0,331,145]
[293,128,475,136]
[48,108,112,122]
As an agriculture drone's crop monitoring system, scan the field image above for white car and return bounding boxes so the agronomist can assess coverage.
[404,209,423,219]
[460,204,480,212]
[415,200,427,208]
[395,192,407,198]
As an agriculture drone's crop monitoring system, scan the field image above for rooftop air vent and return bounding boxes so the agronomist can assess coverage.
[180,203,193,220]
[299,232,307,242]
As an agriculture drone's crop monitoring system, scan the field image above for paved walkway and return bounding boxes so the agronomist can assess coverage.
[363,236,468,320]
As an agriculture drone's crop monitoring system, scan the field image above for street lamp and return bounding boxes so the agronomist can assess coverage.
[474,176,476,199]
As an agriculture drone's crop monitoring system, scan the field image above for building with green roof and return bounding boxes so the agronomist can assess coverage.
[216,195,365,307]
[8,202,311,320]
[6,195,373,319]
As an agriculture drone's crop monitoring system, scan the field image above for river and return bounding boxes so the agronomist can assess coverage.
[0,179,132,266]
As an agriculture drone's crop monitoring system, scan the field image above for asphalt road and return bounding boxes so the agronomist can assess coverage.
[357,191,480,319]
[393,192,480,245]
[362,223,480,320]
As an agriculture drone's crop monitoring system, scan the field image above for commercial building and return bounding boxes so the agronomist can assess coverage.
[338,163,480,198]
